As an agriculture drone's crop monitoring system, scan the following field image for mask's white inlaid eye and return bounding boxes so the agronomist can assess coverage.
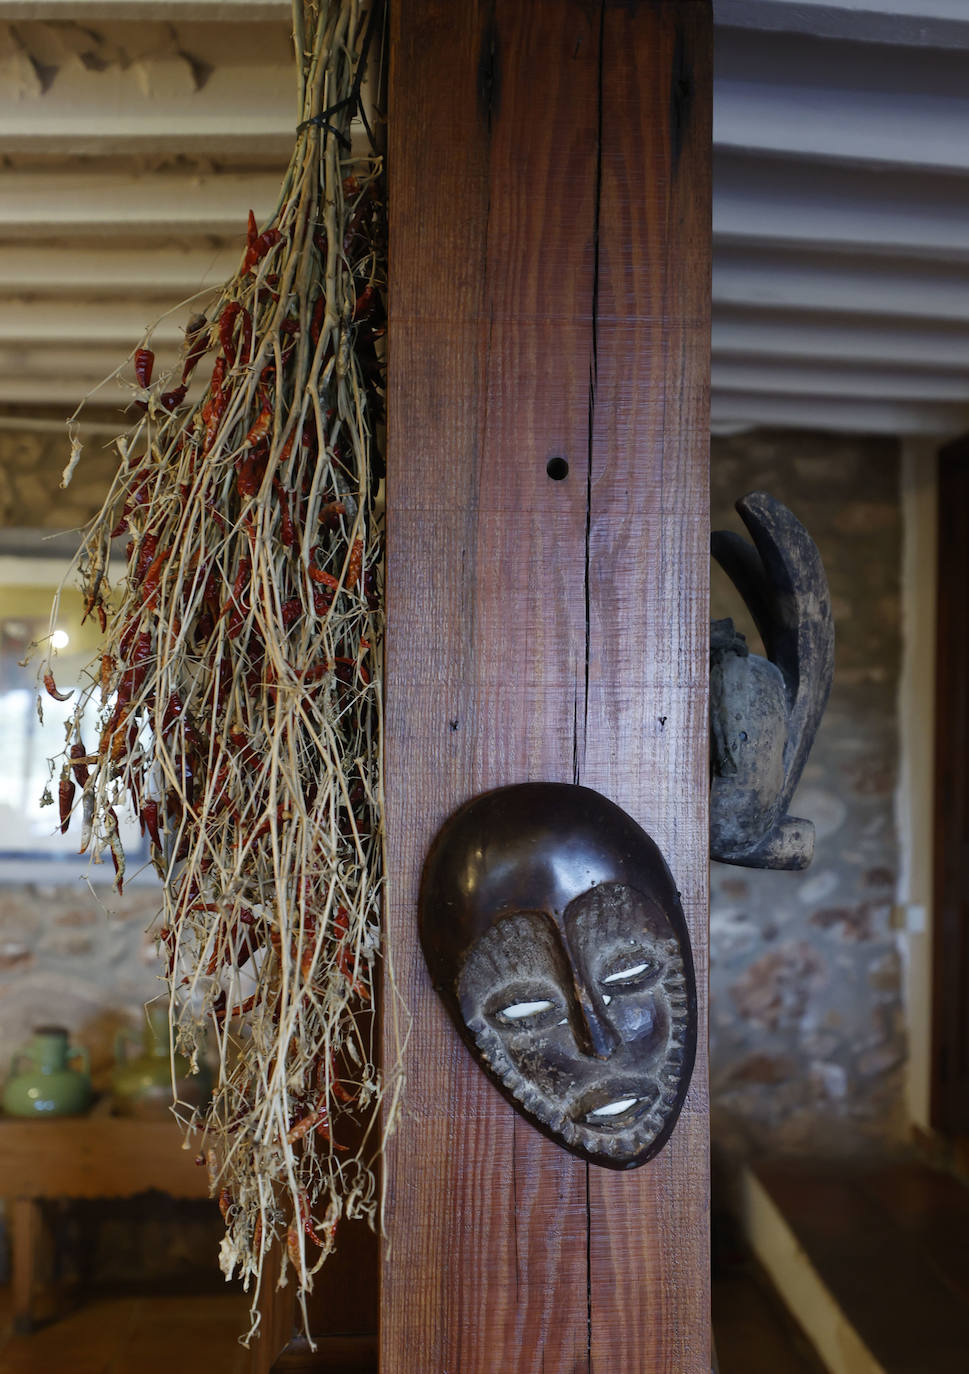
[501,999,553,1020]
[603,961,650,984]
[589,1097,639,1118]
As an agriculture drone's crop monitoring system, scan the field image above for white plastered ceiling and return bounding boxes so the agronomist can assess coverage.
[0,0,967,436]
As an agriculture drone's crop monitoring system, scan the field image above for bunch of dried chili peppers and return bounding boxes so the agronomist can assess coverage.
[40,0,391,1342]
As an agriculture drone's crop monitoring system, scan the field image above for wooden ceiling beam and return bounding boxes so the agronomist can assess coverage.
[0,168,281,234]
[713,310,969,368]
[0,242,238,292]
[715,152,969,257]
[715,26,969,173]
[711,389,969,435]
[714,0,969,48]
[712,358,969,402]
[0,1,287,16]
[714,246,969,322]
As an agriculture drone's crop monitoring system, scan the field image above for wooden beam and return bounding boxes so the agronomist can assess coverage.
[382,2,710,1369]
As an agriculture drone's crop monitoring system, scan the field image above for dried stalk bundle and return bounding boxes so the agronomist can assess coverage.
[40,0,392,1339]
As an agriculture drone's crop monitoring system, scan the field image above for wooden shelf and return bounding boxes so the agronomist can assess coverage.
[0,1114,209,1201]
[0,1112,211,1331]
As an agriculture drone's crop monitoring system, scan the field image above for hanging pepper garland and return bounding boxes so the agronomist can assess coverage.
[39,0,396,1340]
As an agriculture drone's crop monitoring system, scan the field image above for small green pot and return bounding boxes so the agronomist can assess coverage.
[111,1003,211,1120]
[2,1025,92,1118]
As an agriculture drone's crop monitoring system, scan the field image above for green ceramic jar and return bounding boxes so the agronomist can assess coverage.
[111,1003,211,1119]
[2,1025,92,1117]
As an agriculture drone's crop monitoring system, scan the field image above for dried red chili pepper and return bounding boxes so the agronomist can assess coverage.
[307,564,339,588]
[181,312,209,384]
[219,302,242,368]
[246,208,258,247]
[69,743,89,787]
[244,401,272,447]
[236,452,266,500]
[273,479,297,547]
[310,294,326,347]
[346,537,364,589]
[43,671,72,703]
[318,499,346,529]
[141,799,162,849]
[133,532,159,585]
[352,284,377,322]
[134,347,154,387]
[159,385,187,412]
[130,632,152,696]
[201,388,228,454]
[242,226,283,275]
[140,547,170,605]
[58,775,75,834]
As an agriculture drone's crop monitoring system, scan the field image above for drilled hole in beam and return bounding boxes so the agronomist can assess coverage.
[546,456,569,481]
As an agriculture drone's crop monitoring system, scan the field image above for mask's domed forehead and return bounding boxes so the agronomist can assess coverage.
[420,783,680,992]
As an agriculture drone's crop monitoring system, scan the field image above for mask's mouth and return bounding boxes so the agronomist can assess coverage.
[571,1080,659,1131]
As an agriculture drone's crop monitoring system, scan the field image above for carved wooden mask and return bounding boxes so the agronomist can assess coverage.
[419,783,697,1169]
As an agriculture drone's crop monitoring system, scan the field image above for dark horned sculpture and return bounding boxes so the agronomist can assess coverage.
[710,492,835,870]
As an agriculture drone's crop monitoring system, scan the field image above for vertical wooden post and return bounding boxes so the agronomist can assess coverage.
[383,2,711,1370]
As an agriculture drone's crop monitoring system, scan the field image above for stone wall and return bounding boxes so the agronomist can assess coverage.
[0,427,116,534]
[711,429,905,1160]
[0,882,163,1091]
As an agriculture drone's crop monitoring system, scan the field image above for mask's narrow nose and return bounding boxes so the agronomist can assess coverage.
[574,986,620,1059]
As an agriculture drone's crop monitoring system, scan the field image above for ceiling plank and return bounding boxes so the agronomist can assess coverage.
[711,390,969,434]
[0,1,287,16]
[0,168,281,234]
[713,246,969,321]
[0,242,238,292]
[0,300,199,344]
[0,25,294,157]
[715,27,969,173]
[714,152,969,257]
[713,309,969,367]
[712,358,969,401]
[713,0,969,48]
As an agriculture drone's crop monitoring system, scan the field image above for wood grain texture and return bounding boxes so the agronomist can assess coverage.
[932,435,969,1137]
[382,2,711,1369]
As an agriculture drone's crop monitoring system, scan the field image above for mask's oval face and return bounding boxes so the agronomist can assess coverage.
[420,784,697,1169]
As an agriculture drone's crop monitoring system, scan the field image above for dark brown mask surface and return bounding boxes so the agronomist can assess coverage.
[419,784,697,1168]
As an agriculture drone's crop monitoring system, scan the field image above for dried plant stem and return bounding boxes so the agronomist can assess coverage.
[40,0,396,1343]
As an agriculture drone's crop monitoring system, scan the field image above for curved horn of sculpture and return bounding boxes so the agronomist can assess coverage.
[710,492,835,870]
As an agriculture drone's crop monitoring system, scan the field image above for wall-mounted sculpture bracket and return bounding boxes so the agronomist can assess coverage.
[419,783,697,1169]
[710,491,835,870]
